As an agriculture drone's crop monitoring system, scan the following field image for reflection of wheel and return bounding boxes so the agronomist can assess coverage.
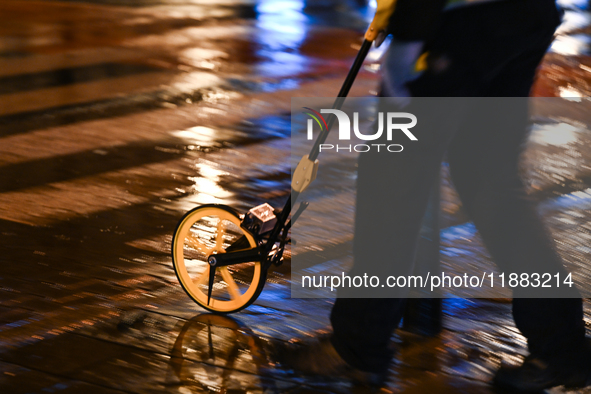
[170,314,273,392]
[172,204,265,313]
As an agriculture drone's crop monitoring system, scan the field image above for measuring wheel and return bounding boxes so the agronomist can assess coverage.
[172,204,265,313]
[171,37,373,313]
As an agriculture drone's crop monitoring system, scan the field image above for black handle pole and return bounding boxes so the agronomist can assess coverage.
[308,39,373,161]
[269,39,372,257]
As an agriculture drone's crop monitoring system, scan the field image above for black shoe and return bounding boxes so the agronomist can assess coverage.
[267,335,388,388]
[493,350,591,392]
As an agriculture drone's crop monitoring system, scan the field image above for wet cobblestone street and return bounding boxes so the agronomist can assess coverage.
[1,0,591,393]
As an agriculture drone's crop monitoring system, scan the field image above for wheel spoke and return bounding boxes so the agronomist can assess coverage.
[215,220,225,251]
[220,267,241,300]
[193,266,210,286]
[186,234,213,255]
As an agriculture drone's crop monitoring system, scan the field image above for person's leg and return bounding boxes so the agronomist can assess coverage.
[330,96,470,373]
[446,1,584,357]
[447,98,585,358]
[437,2,589,390]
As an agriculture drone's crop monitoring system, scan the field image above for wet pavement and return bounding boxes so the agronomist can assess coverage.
[1,0,591,393]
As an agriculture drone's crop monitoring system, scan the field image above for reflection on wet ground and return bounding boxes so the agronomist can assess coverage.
[0,0,591,393]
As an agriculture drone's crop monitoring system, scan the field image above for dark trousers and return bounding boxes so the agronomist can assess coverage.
[330,0,586,373]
